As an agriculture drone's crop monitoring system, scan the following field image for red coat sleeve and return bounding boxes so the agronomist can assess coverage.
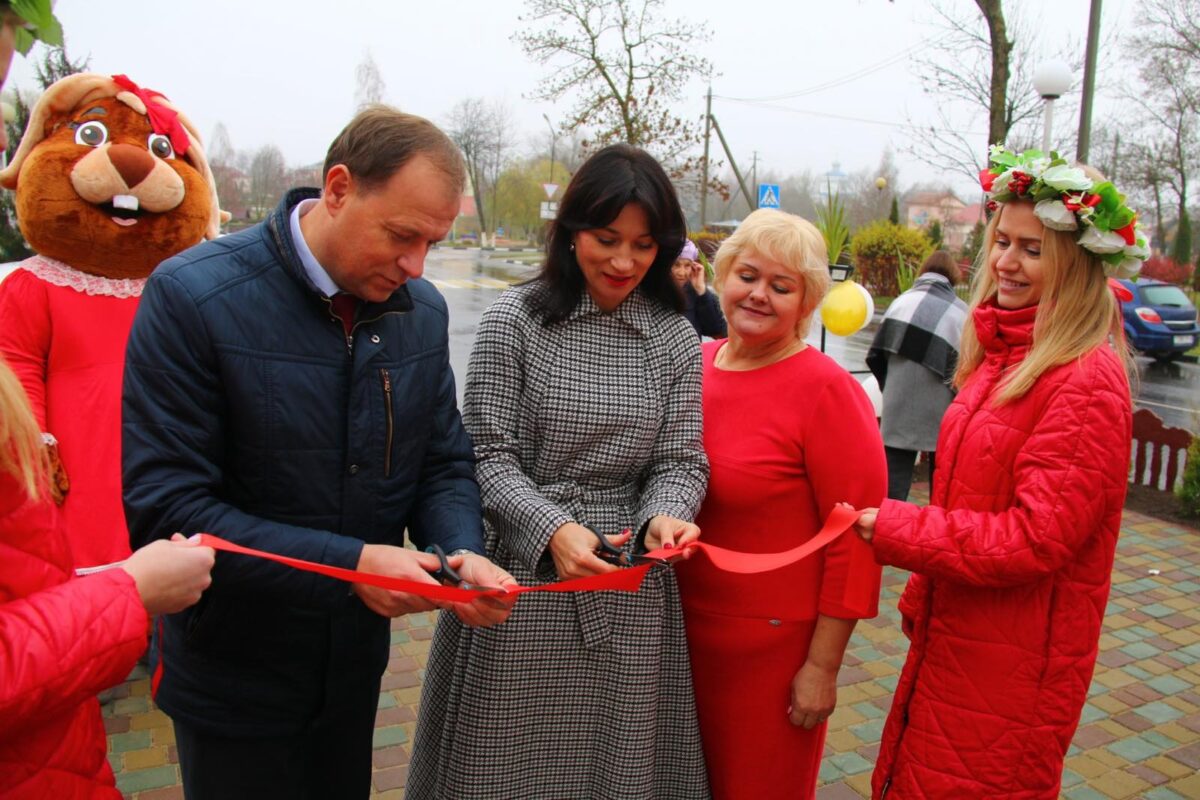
[0,569,148,741]
[0,269,51,430]
[872,354,1131,588]
[806,373,888,619]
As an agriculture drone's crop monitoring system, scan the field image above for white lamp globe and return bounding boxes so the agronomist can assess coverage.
[1033,60,1073,99]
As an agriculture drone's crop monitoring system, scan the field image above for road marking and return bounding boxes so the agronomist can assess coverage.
[426,277,517,291]
[1136,398,1200,415]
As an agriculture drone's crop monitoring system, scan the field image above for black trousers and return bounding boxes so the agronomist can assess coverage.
[885,446,936,502]
[173,682,380,800]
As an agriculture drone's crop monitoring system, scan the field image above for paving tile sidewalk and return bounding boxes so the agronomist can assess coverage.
[104,494,1200,799]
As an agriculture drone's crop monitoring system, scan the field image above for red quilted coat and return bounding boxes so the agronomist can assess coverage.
[870,302,1132,799]
[0,471,148,798]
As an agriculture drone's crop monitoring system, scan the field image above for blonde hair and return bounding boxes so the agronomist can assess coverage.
[713,209,832,339]
[0,359,46,499]
[955,200,1134,404]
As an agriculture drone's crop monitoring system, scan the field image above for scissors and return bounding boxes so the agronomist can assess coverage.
[426,544,501,593]
[589,528,688,568]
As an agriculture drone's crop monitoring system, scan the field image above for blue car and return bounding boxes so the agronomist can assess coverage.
[1118,278,1200,362]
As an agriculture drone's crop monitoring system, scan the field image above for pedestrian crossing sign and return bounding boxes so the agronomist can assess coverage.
[758,184,780,209]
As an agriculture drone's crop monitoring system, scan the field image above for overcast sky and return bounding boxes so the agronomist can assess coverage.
[6,0,1138,199]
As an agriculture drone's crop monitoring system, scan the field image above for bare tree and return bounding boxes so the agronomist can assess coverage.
[446,98,515,239]
[354,51,386,110]
[247,144,287,220]
[905,1,1078,182]
[206,123,247,220]
[514,0,711,177]
[1123,0,1199,260]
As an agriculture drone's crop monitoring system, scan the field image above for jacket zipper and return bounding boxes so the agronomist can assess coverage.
[380,368,393,477]
[325,297,354,355]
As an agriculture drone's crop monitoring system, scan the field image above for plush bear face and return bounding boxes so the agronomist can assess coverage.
[15,96,212,279]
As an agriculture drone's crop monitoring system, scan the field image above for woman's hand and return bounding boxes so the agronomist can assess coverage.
[849,505,878,544]
[644,514,700,552]
[548,522,627,580]
[688,262,707,294]
[788,660,839,730]
[122,534,216,616]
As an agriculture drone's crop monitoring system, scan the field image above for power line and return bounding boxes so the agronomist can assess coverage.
[711,96,988,140]
[718,34,948,103]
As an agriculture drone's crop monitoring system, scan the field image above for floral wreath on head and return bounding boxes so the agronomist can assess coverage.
[979,145,1148,278]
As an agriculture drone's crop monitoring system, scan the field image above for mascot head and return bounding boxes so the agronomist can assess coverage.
[0,73,224,278]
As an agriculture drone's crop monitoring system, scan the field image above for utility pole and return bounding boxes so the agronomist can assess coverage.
[709,114,752,217]
[750,151,758,207]
[700,86,712,228]
[1077,0,1102,162]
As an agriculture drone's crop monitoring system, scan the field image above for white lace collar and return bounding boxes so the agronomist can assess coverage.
[19,255,147,298]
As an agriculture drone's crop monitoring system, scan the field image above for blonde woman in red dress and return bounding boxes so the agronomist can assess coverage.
[677,209,887,799]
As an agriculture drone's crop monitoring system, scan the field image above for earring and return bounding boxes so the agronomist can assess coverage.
[570,242,576,252]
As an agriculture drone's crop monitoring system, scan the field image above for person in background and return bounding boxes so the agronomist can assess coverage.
[672,239,727,338]
[412,144,710,799]
[122,106,515,800]
[849,148,1141,798]
[0,357,214,799]
[676,209,886,800]
[866,249,968,501]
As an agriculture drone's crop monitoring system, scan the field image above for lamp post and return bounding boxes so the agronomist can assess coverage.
[542,113,556,184]
[1033,61,1072,154]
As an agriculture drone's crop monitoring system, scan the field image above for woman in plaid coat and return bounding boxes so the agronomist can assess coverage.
[410,145,711,799]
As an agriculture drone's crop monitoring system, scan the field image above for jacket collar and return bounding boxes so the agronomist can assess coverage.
[973,299,1037,355]
[565,287,660,337]
[266,188,413,315]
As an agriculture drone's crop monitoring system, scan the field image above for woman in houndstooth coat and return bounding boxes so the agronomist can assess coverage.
[410,145,711,799]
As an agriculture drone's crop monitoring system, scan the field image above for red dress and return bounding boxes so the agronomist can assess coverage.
[0,257,143,567]
[678,341,887,800]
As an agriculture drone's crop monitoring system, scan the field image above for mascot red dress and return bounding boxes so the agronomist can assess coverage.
[0,73,222,568]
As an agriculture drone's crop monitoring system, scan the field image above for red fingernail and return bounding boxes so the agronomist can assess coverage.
[664,542,674,550]
[621,528,631,536]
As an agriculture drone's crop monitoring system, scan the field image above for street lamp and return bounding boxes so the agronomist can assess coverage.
[1033,61,1072,154]
[542,113,556,184]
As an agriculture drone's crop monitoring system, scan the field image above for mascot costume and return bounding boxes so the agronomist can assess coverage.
[0,73,223,568]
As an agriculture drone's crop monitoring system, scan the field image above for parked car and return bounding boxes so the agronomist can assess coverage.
[1117,278,1200,362]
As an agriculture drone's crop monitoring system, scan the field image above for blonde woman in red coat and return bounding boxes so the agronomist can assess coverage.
[850,148,1142,799]
[0,359,215,799]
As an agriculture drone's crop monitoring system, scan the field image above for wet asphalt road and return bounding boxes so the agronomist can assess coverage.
[424,249,1200,433]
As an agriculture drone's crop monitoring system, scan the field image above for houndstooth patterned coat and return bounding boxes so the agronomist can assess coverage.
[410,281,711,799]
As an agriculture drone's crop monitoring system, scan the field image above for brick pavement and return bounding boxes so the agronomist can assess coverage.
[104,496,1200,799]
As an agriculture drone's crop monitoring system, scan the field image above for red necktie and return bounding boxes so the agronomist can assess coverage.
[330,292,358,337]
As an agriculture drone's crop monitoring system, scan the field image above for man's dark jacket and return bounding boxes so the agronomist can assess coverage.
[122,189,483,736]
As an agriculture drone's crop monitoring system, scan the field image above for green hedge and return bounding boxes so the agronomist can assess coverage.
[850,221,933,297]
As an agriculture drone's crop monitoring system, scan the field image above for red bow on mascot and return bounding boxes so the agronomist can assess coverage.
[0,73,223,569]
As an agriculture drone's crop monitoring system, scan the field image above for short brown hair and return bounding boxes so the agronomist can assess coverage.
[323,105,465,193]
[919,249,962,286]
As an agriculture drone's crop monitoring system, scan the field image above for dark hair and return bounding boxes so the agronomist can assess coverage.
[919,249,962,286]
[537,144,686,325]
[323,105,466,193]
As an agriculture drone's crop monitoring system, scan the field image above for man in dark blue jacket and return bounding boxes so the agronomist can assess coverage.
[123,106,515,799]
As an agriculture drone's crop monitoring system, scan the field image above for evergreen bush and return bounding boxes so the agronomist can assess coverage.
[850,221,933,297]
[1177,437,1200,519]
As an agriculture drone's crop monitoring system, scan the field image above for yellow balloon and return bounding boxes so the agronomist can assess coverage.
[820,280,875,337]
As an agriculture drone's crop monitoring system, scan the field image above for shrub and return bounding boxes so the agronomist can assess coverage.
[1139,255,1194,285]
[1177,437,1200,519]
[816,189,850,264]
[850,221,933,297]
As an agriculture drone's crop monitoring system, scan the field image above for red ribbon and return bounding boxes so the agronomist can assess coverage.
[111,74,191,156]
[150,507,862,696]
[193,505,863,599]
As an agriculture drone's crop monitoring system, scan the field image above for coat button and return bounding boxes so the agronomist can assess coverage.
[370,334,381,344]
[768,619,782,626]
[348,464,360,475]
